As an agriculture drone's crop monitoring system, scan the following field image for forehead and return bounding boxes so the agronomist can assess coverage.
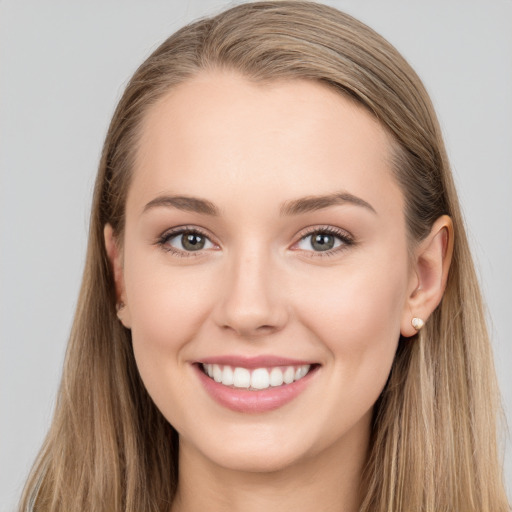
[129,71,402,218]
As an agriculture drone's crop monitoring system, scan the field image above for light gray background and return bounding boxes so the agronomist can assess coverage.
[1,1,511,510]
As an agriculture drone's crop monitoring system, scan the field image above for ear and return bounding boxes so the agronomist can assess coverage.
[104,224,132,328]
[401,215,453,337]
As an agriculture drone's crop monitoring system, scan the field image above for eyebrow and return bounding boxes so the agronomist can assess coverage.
[142,191,376,217]
[280,191,376,216]
[143,195,219,216]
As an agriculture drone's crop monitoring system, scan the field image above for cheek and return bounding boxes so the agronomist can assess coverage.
[122,250,220,429]
[123,247,216,367]
[294,252,409,386]
[302,262,406,335]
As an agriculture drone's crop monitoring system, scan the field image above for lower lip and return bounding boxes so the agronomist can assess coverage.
[194,364,318,413]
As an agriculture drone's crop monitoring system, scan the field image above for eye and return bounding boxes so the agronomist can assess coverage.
[158,228,216,254]
[294,228,353,254]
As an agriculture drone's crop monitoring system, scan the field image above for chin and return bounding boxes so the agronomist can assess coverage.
[178,423,315,474]
[203,445,306,474]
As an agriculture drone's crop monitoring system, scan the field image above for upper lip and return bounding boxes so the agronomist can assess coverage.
[196,355,317,369]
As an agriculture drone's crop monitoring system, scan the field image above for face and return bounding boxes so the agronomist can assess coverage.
[115,71,416,473]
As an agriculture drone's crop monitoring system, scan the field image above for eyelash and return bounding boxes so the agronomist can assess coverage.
[155,225,355,258]
[293,225,355,258]
[156,226,217,257]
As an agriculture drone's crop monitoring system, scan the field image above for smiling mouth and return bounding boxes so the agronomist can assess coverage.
[200,363,316,391]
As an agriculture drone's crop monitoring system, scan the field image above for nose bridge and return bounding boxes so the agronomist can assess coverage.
[215,240,287,336]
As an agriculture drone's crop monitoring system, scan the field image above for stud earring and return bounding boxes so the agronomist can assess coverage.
[116,301,125,313]
[411,317,424,331]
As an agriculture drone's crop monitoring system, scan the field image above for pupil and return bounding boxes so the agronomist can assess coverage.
[182,233,205,251]
[312,234,334,251]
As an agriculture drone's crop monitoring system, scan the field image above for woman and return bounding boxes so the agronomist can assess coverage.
[19,2,510,511]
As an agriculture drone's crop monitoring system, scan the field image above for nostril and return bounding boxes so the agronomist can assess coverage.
[256,324,276,332]
[220,323,278,338]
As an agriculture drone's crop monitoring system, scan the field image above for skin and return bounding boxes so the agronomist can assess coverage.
[105,71,452,512]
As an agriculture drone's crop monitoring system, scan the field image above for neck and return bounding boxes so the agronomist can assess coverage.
[171,420,369,512]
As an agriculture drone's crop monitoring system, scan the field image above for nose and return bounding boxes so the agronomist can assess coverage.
[213,246,289,338]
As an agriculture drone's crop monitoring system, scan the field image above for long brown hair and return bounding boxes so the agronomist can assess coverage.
[20,2,509,511]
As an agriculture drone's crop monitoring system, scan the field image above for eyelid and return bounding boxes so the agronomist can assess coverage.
[290,225,355,255]
[156,225,220,256]
[154,224,354,258]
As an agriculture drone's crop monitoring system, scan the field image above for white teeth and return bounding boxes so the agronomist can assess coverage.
[221,365,234,386]
[270,367,284,387]
[295,366,309,380]
[233,367,251,388]
[213,364,222,383]
[202,363,312,390]
[251,368,270,390]
[283,366,295,384]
